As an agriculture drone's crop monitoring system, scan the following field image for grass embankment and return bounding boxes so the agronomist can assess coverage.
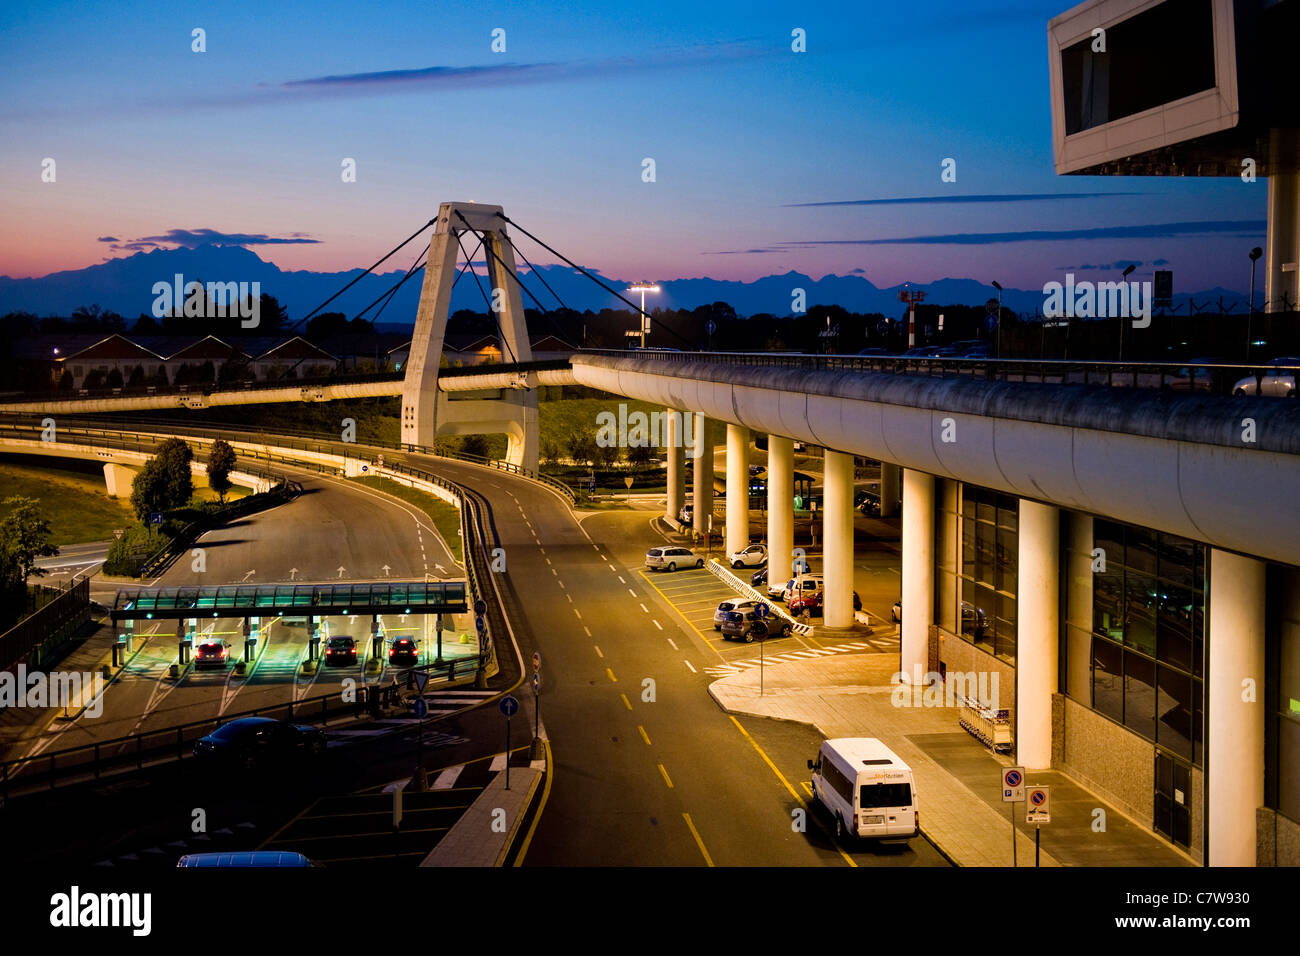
[350,476,463,565]
[0,459,134,545]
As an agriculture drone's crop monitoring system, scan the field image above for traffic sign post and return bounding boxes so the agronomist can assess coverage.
[1002,766,1025,867]
[500,695,519,790]
[530,648,544,760]
[1026,785,1051,867]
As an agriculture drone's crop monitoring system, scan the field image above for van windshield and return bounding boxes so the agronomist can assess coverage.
[859,782,912,809]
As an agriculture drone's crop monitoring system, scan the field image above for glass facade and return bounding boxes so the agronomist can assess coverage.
[1273,571,1300,823]
[1073,518,1205,766]
[958,485,1018,663]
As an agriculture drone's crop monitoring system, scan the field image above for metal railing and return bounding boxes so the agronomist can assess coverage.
[579,349,1300,398]
[0,653,483,798]
[0,578,90,671]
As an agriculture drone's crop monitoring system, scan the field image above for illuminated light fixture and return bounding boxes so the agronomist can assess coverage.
[626,282,660,348]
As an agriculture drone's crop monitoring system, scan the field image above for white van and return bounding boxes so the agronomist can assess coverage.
[808,737,919,841]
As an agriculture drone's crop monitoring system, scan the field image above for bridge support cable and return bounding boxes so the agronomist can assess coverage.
[494,211,692,347]
[454,228,518,365]
[453,211,576,350]
[286,216,438,334]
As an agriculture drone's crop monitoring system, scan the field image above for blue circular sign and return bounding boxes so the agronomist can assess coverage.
[499,695,519,717]
[1005,770,1022,787]
[413,698,428,719]
[1030,789,1046,806]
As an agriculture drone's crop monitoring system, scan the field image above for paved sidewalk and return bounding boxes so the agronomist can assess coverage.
[709,653,1191,867]
[420,758,543,866]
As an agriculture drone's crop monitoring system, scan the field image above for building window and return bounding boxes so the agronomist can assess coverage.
[956,485,1017,663]
[1088,519,1206,766]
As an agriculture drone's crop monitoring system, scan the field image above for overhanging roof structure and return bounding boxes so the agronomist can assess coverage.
[110,581,468,623]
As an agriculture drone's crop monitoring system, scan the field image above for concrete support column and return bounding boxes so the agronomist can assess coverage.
[725,424,750,556]
[901,469,934,679]
[103,462,134,498]
[823,451,856,628]
[767,435,795,581]
[692,413,714,539]
[1208,548,1266,867]
[1016,499,1060,770]
[1265,169,1299,312]
[879,462,900,517]
[665,409,685,523]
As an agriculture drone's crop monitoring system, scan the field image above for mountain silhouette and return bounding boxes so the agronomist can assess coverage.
[0,245,1248,325]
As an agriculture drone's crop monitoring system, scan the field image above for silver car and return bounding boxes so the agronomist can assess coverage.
[1232,357,1299,397]
[714,598,760,630]
[645,546,704,572]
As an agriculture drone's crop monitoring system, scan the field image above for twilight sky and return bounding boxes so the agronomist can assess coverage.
[0,0,1267,293]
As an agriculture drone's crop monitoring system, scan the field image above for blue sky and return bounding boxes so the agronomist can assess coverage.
[0,0,1266,293]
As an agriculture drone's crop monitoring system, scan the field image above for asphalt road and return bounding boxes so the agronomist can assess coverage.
[402,456,945,867]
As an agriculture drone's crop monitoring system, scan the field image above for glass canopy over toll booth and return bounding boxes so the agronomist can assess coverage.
[110,581,472,670]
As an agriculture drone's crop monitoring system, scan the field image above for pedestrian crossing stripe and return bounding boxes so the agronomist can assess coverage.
[703,641,874,676]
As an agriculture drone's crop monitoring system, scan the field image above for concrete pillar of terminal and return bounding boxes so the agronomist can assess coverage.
[665,409,685,524]
[823,451,856,628]
[725,424,750,556]
[1065,512,1095,702]
[767,435,795,581]
[879,462,900,518]
[1265,168,1299,312]
[102,462,135,498]
[1016,499,1059,769]
[692,413,714,539]
[1208,548,1266,866]
[901,469,934,679]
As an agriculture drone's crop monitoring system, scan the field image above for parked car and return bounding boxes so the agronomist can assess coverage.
[645,546,704,572]
[1232,357,1300,397]
[194,639,230,670]
[388,636,419,666]
[323,635,357,666]
[715,598,759,630]
[857,347,889,356]
[720,608,792,642]
[729,543,767,569]
[788,589,862,617]
[678,503,694,524]
[891,599,902,623]
[193,717,326,768]
[781,573,825,604]
[1164,357,1225,392]
[751,567,768,588]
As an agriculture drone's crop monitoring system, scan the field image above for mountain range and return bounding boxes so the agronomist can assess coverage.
[0,245,1250,325]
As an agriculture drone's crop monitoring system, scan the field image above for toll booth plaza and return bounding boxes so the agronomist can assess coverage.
[108,581,472,671]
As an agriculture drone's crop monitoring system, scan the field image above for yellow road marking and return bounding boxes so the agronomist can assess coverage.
[638,725,652,746]
[593,645,603,658]
[513,735,554,867]
[682,812,714,867]
[658,763,674,789]
[727,715,857,868]
[638,571,727,663]
[606,667,617,683]
[620,693,632,710]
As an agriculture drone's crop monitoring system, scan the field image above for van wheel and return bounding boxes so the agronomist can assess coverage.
[667,562,676,572]
[835,814,845,838]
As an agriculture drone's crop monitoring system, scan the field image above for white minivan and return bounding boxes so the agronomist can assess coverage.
[808,737,919,841]
[781,572,823,604]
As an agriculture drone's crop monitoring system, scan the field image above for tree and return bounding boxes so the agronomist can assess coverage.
[626,444,654,469]
[566,430,596,465]
[207,439,237,503]
[460,434,491,459]
[130,439,194,520]
[0,497,59,594]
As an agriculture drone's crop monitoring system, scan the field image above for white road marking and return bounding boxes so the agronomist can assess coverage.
[684,660,697,673]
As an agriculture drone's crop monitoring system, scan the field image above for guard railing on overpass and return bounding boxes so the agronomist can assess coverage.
[578,349,1299,398]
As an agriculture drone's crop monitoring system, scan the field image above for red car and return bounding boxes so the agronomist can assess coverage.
[788,589,862,617]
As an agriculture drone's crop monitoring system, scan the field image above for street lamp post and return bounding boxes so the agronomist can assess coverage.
[1248,246,1263,361]
[627,282,660,348]
[1117,264,1136,362]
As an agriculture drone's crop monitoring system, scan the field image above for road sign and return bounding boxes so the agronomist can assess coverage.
[361,464,368,472]
[755,603,769,619]
[500,695,519,717]
[413,697,428,720]
[475,616,486,634]
[624,476,634,489]
[474,599,487,617]
[1026,785,1050,823]
[532,651,541,672]
[149,512,163,525]
[532,673,540,694]
[413,671,430,694]
[1002,767,1025,802]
